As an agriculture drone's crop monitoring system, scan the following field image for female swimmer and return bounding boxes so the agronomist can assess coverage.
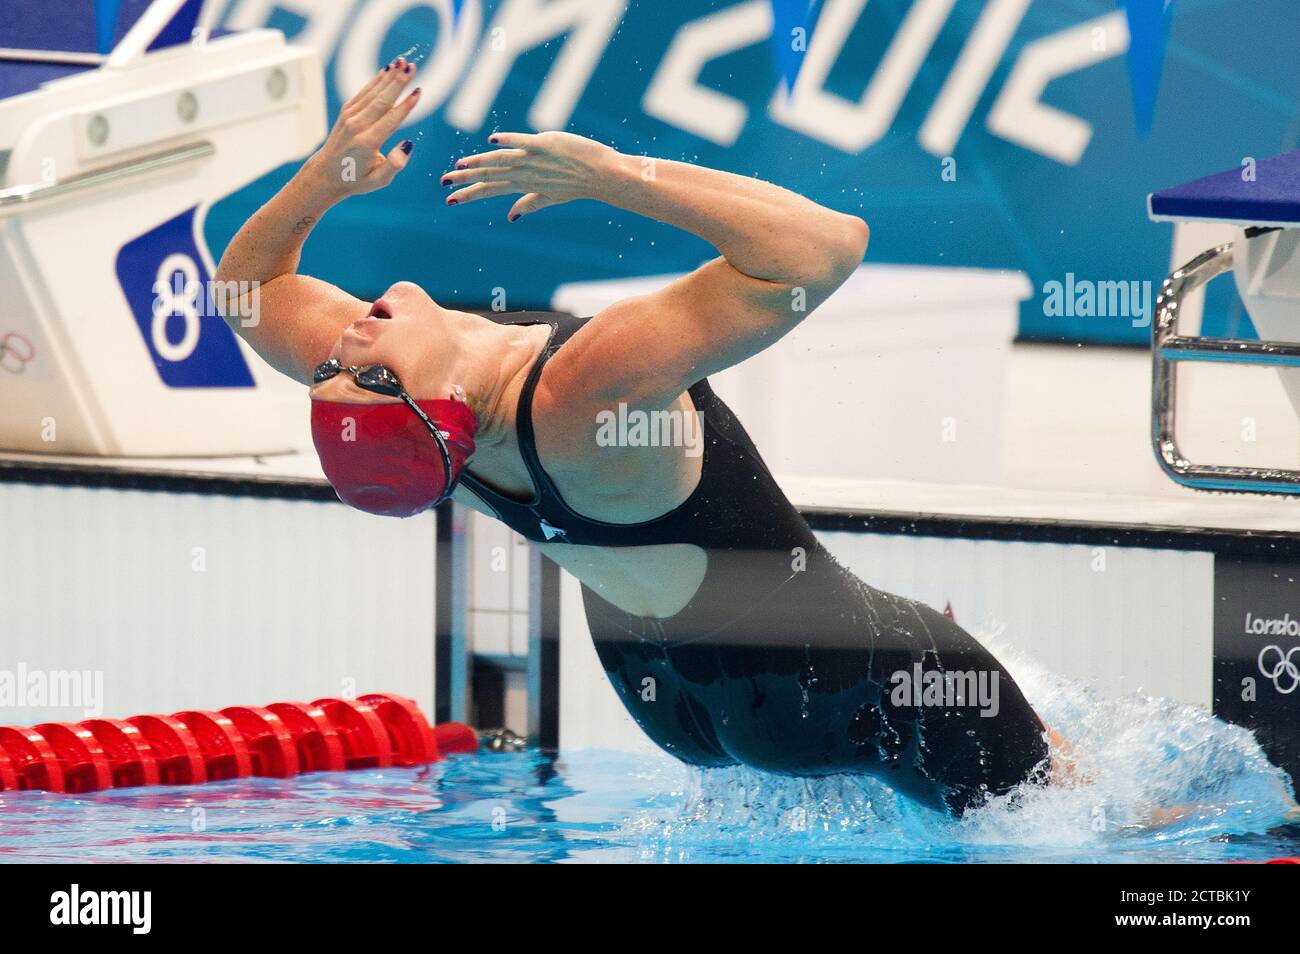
[215,59,1066,814]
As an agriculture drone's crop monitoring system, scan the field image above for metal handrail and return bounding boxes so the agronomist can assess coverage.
[1152,241,1300,494]
[0,141,213,215]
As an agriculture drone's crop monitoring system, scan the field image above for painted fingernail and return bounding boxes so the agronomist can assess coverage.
[405,63,413,74]
[401,140,413,155]
[508,213,519,222]
[447,197,458,205]
[441,176,453,186]
[383,64,390,71]
[489,136,499,144]
[456,161,467,170]
[412,87,422,96]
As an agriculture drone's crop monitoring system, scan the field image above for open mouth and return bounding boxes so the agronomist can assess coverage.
[368,299,394,320]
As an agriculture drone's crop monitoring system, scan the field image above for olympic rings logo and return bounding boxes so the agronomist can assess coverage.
[1,331,35,374]
[1257,645,1300,695]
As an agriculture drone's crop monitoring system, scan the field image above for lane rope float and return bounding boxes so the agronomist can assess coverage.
[0,693,476,793]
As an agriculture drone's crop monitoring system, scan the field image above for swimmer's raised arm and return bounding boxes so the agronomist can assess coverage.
[213,60,421,382]
[442,132,868,405]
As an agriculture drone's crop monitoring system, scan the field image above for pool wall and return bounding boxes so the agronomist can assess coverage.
[0,481,437,725]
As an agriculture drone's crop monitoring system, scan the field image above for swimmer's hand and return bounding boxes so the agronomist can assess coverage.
[440,131,617,220]
[303,58,422,200]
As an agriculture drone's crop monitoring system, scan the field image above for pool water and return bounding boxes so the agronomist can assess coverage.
[0,743,1296,863]
[2,637,1297,863]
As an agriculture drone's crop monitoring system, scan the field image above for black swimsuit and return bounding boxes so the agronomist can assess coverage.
[459,312,1050,814]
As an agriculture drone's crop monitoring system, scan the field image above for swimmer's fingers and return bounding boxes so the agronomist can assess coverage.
[439,166,513,188]
[366,139,415,190]
[484,132,538,150]
[336,70,385,124]
[445,181,517,206]
[508,193,562,221]
[363,87,422,147]
[310,60,418,199]
[452,148,527,172]
[356,60,416,126]
[340,58,407,123]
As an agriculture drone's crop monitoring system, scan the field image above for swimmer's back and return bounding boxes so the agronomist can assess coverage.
[459,310,1049,813]
[458,311,812,551]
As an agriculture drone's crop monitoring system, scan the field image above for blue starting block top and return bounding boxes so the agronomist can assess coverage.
[1148,150,1300,228]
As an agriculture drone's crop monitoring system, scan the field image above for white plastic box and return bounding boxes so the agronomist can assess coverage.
[554,264,1030,484]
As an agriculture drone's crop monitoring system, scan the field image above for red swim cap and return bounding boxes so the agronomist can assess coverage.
[310,398,478,517]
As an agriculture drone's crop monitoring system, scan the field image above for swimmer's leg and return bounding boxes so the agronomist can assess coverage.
[1143,778,1300,829]
[674,589,1051,811]
[1044,724,1081,785]
[850,595,1053,812]
[592,634,737,768]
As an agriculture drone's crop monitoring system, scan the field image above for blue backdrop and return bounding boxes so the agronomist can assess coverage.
[205,0,1300,344]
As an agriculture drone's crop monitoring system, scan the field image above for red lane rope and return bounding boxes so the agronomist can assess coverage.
[0,726,64,792]
[32,723,113,794]
[311,698,394,770]
[0,694,472,794]
[80,719,160,787]
[221,706,299,778]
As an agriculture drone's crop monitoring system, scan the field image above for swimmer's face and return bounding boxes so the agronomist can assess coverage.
[310,281,449,403]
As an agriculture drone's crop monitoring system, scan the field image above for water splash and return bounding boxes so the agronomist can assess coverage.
[394,43,428,68]
[619,624,1297,862]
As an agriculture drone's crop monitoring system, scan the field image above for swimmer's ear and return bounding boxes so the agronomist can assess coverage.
[508,192,560,222]
[368,139,415,189]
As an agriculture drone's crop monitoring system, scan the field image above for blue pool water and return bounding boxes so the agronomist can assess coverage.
[2,639,1298,862]
[0,744,1296,863]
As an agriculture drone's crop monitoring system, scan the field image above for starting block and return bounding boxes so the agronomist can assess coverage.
[0,0,325,456]
[1148,150,1300,493]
